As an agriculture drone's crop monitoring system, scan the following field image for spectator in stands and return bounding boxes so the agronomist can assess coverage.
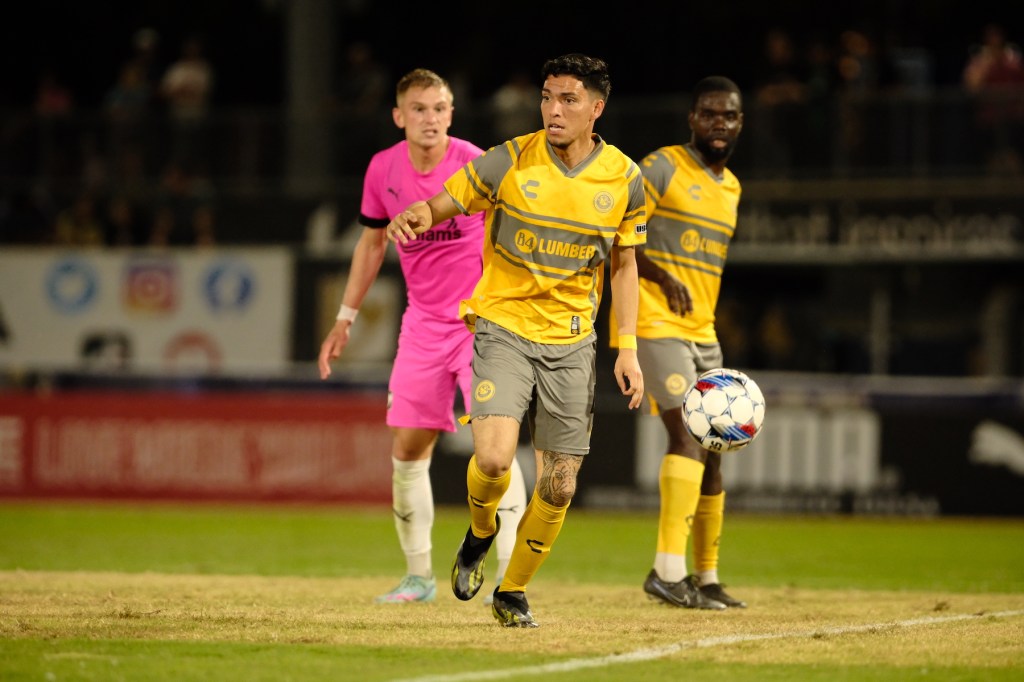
[104,194,145,247]
[34,69,77,182]
[962,22,1024,172]
[834,28,882,169]
[147,161,215,246]
[752,28,805,175]
[160,35,214,170]
[130,27,162,88]
[54,191,105,246]
[105,61,154,170]
[108,147,152,208]
[799,33,839,170]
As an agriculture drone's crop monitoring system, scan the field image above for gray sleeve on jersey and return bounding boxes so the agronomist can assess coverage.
[641,149,675,197]
[626,162,647,214]
[468,141,516,201]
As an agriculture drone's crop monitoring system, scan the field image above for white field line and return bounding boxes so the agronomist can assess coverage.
[390,609,1024,682]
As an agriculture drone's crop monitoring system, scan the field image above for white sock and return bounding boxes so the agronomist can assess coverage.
[654,552,687,584]
[698,569,720,586]
[391,457,433,578]
[493,454,527,581]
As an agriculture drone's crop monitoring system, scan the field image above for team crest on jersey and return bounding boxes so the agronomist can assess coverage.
[665,373,687,396]
[475,380,496,402]
[593,191,614,213]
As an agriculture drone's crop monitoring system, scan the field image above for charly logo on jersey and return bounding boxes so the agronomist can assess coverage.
[475,379,496,402]
[514,228,597,260]
[521,179,540,199]
[666,373,687,396]
[593,190,614,213]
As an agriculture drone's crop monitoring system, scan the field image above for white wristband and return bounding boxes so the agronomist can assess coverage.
[336,304,359,323]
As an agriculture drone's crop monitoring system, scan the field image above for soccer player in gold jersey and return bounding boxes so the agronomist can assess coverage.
[633,76,748,609]
[386,53,647,627]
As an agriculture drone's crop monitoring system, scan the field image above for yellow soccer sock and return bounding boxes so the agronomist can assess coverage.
[467,455,510,538]
[494,454,528,580]
[654,455,704,583]
[692,491,726,578]
[498,495,567,593]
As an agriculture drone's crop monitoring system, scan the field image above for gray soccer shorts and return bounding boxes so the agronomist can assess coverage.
[470,318,596,456]
[637,337,723,413]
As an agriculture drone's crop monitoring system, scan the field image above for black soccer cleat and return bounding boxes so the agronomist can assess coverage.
[698,580,747,608]
[643,570,726,610]
[491,588,539,628]
[450,516,500,601]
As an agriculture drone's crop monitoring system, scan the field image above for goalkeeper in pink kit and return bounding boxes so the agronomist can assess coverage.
[319,69,526,604]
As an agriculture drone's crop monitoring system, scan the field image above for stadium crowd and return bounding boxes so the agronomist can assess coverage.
[1,16,1021,248]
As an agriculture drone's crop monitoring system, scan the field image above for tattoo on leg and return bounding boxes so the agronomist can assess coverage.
[537,451,582,507]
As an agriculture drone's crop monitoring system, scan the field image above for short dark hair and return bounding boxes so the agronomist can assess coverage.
[690,76,742,111]
[541,53,612,100]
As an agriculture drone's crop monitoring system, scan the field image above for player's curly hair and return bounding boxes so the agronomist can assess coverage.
[541,53,612,100]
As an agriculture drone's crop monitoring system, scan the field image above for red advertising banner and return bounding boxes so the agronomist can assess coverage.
[0,391,392,503]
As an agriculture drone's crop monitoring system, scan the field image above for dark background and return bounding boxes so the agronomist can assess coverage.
[2,0,1018,108]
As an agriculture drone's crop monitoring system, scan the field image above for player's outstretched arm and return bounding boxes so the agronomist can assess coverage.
[386,191,460,244]
[610,245,644,410]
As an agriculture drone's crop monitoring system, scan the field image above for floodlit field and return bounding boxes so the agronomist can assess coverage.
[1,502,1022,681]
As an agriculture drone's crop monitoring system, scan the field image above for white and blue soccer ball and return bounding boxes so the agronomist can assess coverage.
[682,368,766,453]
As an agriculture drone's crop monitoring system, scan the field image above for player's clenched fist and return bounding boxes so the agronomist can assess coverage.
[386,201,431,244]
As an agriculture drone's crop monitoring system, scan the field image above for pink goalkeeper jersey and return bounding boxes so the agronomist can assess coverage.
[360,137,485,323]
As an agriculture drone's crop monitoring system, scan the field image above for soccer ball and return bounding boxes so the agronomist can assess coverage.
[682,368,766,453]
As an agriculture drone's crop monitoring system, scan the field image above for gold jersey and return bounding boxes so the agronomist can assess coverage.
[445,130,646,344]
[636,143,741,343]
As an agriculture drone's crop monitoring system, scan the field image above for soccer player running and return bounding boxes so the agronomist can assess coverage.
[318,69,527,604]
[633,76,748,609]
[386,54,646,627]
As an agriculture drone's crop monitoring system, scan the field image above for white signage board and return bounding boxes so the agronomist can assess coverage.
[0,247,293,374]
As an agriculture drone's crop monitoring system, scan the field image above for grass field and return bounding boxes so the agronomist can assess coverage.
[1,501,1023,681]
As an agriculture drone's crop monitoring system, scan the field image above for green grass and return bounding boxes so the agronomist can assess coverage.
[1,501,1023,681]
[3,502,1022,592]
